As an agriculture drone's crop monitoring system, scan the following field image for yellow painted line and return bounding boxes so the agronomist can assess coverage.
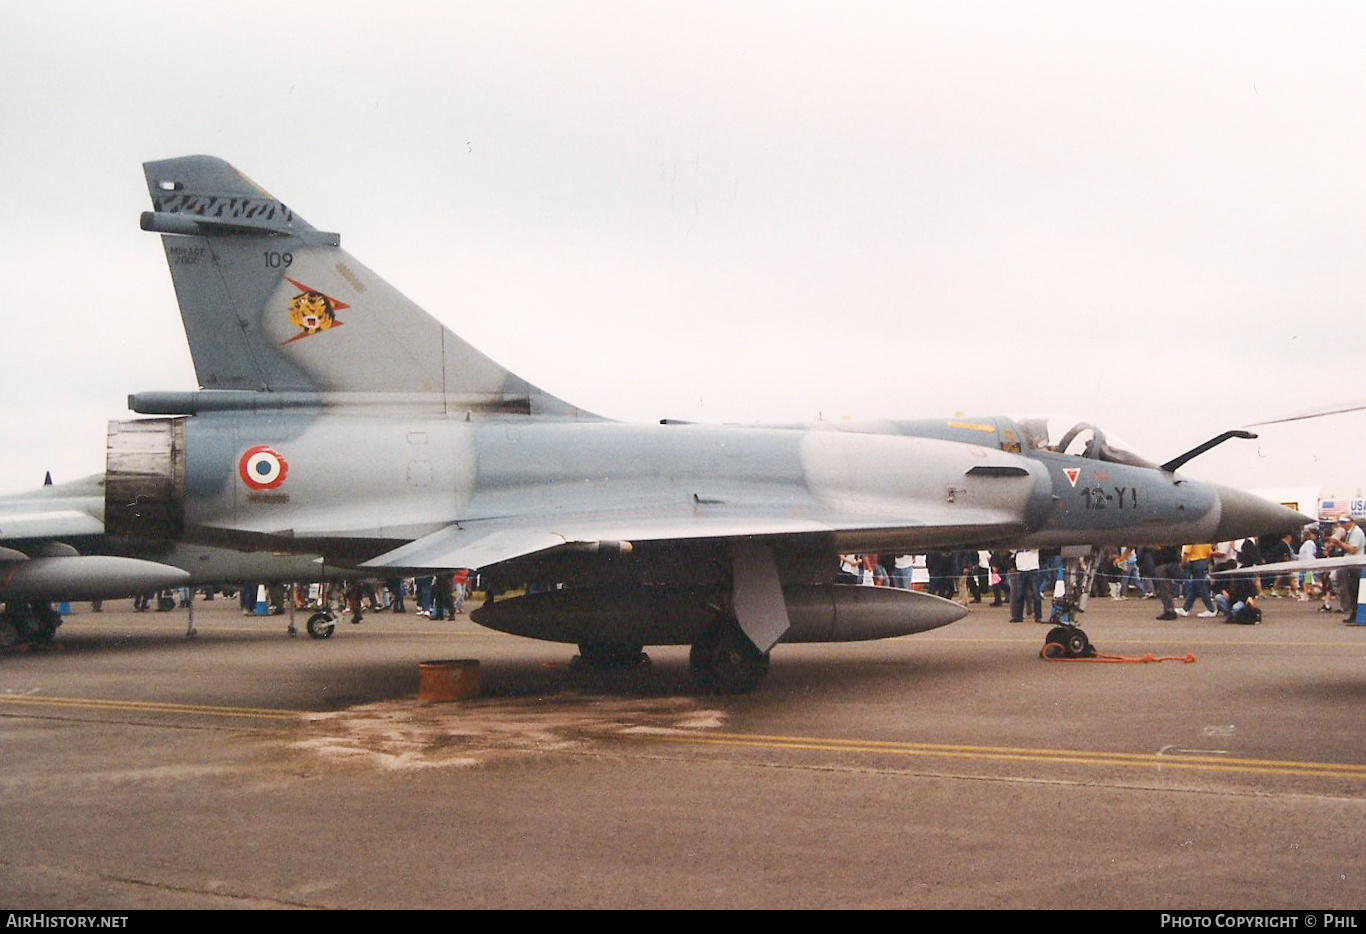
[0,694,299,721]
[636,731,1366,782]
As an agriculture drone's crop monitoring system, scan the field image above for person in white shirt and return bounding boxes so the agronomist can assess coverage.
[1009,549,1043,622]
[1335,517,1366,621]
[1296,529,1320,601]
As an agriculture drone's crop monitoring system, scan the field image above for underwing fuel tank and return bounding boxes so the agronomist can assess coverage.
[469,584,967,646]
[0,556,191,601]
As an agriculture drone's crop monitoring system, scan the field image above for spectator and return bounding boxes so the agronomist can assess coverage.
[1297,529,1320,601]
[1009,548,1042,623]
[1179,543,1217,618]
[1333,517,1365,622]
[1151,545,1183,620]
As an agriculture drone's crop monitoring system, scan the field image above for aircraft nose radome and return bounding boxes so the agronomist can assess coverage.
[1212,485,1312,540]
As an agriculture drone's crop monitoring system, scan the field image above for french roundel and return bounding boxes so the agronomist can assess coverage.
[239,446,289,491]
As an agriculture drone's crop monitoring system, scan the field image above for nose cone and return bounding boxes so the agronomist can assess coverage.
[1212,484,1312,540]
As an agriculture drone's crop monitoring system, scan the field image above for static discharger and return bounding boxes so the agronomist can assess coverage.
[418,659,481,703]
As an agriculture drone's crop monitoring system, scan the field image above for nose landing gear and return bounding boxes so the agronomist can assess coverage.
[1042,625,1094,659]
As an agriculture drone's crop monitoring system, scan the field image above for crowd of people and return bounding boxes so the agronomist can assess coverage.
[840,516,1364,627]
[131,570,478,624]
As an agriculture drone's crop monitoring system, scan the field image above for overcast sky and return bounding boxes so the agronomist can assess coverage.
[2,1,1364,503]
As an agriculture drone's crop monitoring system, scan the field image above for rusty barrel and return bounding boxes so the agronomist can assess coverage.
[418,659,481,702]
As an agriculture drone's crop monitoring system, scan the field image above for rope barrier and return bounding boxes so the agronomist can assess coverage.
[975,572,1318,585]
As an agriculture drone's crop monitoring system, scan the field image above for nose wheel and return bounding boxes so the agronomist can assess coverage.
[1042,625,1094,659]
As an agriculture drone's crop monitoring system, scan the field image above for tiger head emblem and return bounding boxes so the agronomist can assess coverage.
[289,291,337,336]
[281,277,349,344]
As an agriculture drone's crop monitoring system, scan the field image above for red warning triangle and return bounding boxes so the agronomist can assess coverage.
[1063,467,1081,488]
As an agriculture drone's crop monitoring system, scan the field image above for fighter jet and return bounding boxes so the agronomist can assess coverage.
[0,473,190,644]
[0,472,352,645]
[78,155,1303,690]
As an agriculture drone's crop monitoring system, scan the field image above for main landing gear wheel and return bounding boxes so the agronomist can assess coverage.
[2,603,61,648]
[572,643,651,670]
[306,612,337,640]
[1042,625,1093,659]
[690,621,771,694]
[32,614,60,644]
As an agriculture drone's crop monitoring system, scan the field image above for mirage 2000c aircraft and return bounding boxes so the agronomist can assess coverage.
[54,155,1300,692]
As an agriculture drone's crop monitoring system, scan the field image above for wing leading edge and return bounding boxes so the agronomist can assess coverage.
[360,510,1028,572]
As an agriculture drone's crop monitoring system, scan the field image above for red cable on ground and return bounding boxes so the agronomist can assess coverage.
[1040,642,1196,663]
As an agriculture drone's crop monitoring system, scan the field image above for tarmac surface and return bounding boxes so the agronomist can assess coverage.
[2,591,1365,909]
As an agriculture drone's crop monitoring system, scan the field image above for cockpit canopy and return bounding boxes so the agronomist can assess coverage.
[1014,415,1158,470]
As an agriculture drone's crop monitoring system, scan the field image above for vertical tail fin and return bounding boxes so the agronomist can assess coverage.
[141,156,589,417]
